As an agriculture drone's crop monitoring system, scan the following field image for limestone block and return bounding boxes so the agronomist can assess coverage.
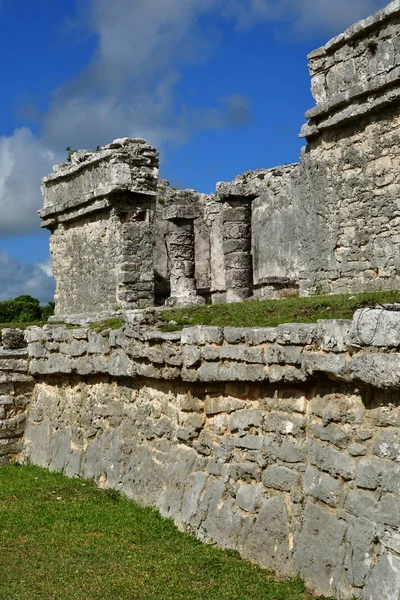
[350,308,400,347]
[276,323,316,345]
[264,412,306,436]
[2,329,25,350]
[220,345,264,364]
[204,397,246,416]
[363,554,400,600]
[374,430,400,462]
[316,319,352,352]
[304,466,343,507]
[346,490,400,527]
[309,439,356,480]
[228,409,263,432]
[266,345,302,365]
[302,351,347,380]
[262,465,301,492]
[236,483,263,513]
[244,327,277,345]
[242,496,294,575]
[181,326,223,346]
[344,516,376,588]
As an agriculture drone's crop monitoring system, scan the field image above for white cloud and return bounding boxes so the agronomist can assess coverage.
[0,250,55,303]
[0,128,57,236]
[223,0,387,32]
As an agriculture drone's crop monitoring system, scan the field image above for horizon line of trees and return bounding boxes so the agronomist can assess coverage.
[0,295,54,323]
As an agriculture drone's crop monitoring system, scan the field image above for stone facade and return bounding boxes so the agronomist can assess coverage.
[2,308,394,599]
[297,0,400,296]
[40,2,400,311]
[40,138,159,316]
[0,329,34,465]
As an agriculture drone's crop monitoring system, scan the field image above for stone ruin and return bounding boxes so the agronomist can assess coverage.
[41,0,400,317]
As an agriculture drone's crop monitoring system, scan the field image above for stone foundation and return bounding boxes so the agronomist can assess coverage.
[0,329,34,465]
[12,310,400,600]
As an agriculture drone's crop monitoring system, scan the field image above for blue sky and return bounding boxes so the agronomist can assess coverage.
[0,0,388,302]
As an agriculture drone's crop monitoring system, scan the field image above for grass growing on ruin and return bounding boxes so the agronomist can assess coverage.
[0,465,327,600]
[160,289,400,330]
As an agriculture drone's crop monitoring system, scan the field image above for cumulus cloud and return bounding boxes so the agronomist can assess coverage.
[0,250,55,303]
[0,128,57,236]
[0,0,388,237]
[223,0,387,32]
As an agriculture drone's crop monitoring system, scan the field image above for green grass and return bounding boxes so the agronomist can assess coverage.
[88,317,123,333]
[160,290,400,330]
[0,465,327,600]
[0,320,47,332]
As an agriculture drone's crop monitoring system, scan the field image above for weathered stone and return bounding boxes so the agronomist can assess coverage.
[266,345,302,365]
[204,396,246,415]
[244,328,277,345]
[363,554,400,600]
[181,327,223,346]
[264,412,306,436]
[2,329,25,350]
[276,323,316,345]
[349,353,400,389]
[304,466,343,507]
[309,439,356,480]
[294,502,348,598]
[316,319,352,353]
[228,409,262,432]
[346,490,400,527]
[236,483,263,512]
[242,497,294,575]
[374,430,400,462]
[263,465,301,492]
[350,308,400,347]
[302,351,347,380]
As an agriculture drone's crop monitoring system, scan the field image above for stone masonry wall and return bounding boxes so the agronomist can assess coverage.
[0,329,34,465]
[41,138,159,316]
[298,1,400,296]
[19,310,400,600]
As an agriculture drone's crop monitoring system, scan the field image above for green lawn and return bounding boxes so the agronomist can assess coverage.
[0,466,327,600]
[160,289,400,330]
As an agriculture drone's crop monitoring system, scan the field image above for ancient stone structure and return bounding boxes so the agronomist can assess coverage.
[40,138,159,316]
[40,2,400,312]
[297,0,400,296]
[0,329,34,465]
[0,308,395,599]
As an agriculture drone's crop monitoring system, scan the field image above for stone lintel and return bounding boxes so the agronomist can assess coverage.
[216,165,298,202]
[164,205,200,221]
[40,138,158,221]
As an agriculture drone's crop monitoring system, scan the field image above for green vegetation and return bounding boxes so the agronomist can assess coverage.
[65,146,77,162]
[160,289,400,330]
[0,295,54,328]
[88,317,123,333]
[0,465,327,600]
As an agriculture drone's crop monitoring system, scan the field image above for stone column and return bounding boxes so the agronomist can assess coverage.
[165,206,205,307]
[221,199,253,303]
[115,195,156,309]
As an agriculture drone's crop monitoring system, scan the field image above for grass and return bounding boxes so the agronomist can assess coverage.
[0,320,47,332]
[0,465,328,600]
[160,289,400,331]
[88,317,123,333]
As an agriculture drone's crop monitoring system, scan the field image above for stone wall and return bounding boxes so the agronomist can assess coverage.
[41,138,159,315]
[18,309,400,600]
[298,1,400,296]
[0,329,34,465]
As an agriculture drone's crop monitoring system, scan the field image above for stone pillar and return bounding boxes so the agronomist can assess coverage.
[221,199,253,303]
[165,206,205,307]
[40,137,159,316]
